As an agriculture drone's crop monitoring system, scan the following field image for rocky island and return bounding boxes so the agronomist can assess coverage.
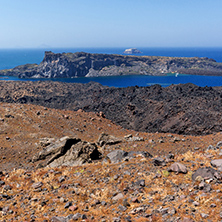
[0,51,222,78]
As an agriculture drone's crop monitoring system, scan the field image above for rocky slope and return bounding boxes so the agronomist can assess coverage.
[1,51,222,78]
[1,81,222,135]
[1,102,222,221]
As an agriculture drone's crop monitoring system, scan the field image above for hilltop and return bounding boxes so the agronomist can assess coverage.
[0,51,222,78]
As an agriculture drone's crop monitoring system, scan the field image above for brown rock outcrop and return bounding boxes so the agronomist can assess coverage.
[33,136,101,167]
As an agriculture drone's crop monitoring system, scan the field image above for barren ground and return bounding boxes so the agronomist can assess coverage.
[1,102,222,221]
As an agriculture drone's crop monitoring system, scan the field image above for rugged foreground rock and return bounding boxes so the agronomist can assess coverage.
[32,136,101,168]
[1,81,222,135]
[0,51,222,78]
[2,131,222,221]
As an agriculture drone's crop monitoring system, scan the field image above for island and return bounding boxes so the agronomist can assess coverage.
[0,51,222,78]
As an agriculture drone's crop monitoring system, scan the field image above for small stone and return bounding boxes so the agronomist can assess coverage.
[72,213,82,220]
[159,207,169,215]
[129,206,146,215]
[168,207,177,215]
[60,197,65,203]
[207,145,215,150]
[216,141,222,148]
[101,201,107,206]
[193,201,199,206]
[113,175,119,180]
[69,205,78,211]
[94,199,101,205]
[81,214,87,219]
[51,217,67,222]
[131,197,139,203]
[137,179,145,187]
[200,213,209,218]
[173,137,180,142]
[181,218,195,222]
[64,201,72,209]
[153,157,166,166]
[112,217,121,222]
[123,199,130,207]
[124,216,132,222]
[112,193,124,201]
[59,176,65,183]
[199,181,205,189]
[0,181,5,186]
[32,182,43,189]
[211,159,222,168]
[167,153,174,159]
[118,205,127,212]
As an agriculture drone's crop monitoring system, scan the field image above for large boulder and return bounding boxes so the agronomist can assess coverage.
[211,159,222,168]
[33,136,101,167]
[192,167,221,181]
[107,150,128,163]
[168,162,187,174]
[106,150,151,163]
[97,132,122,146]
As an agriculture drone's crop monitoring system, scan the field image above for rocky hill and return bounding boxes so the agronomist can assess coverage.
[1,102,222,221]
[1,51,222,78]
[1,81,222,135]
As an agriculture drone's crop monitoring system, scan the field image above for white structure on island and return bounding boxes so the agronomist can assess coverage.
[123,48,142,54]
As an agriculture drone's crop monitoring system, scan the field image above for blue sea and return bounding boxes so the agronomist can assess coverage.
[0,47,222,88]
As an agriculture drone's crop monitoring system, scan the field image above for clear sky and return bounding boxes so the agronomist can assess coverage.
[0,0,222,48]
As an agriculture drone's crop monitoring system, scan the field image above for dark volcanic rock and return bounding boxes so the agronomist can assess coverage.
[1,51,222,78]
[1,81,222,135]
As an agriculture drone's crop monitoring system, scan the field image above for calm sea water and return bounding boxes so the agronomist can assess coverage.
[0,47,222,87]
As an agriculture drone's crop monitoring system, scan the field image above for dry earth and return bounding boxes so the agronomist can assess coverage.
[1,103,222,221]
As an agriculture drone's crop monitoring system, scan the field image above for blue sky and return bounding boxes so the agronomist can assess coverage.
[0,0,222,48]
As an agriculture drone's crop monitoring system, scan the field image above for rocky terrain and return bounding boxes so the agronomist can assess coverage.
[0,51,222,78]
[1,79,222,221]
[1,102,222,221]
[1,81,222,135]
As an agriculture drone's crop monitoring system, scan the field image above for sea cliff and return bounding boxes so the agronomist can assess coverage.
[1,51,222,78]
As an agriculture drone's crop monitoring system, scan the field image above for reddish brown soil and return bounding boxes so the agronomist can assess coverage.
[1,102,222,172]
[1,102,222,221]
